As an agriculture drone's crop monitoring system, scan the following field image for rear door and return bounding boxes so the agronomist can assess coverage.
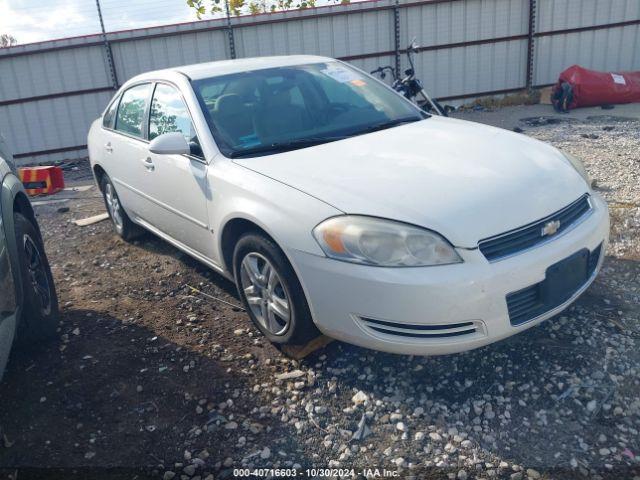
[104,82,156,224]
[142,82,212,258]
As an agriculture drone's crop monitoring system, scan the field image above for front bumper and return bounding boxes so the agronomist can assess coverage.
[289,194,609,355]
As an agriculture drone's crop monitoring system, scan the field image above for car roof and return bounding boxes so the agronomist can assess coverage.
[130,55,334,83]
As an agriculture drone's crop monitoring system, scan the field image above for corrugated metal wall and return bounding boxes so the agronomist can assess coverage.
[534,0,640,85]
[111,29,231,80]
[399,0,529,99]
[0,0,639,165]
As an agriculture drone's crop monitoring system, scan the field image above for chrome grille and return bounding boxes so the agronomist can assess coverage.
[479,195,592,261]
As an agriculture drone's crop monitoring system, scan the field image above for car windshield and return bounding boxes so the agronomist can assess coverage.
[191,62,427,158]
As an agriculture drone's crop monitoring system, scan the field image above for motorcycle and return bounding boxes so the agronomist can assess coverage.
[371,39,452,116]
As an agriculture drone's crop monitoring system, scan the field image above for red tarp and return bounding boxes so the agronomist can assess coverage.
[553,65,640,110]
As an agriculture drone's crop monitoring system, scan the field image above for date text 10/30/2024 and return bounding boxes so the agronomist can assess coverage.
[233,468,400,477]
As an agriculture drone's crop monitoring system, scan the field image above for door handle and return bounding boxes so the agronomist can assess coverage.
[104,143,113,153]
[142,157,155,171]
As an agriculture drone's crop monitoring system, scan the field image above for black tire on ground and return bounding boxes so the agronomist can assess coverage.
[233,233,320,345]
[100,174,143,241]
[420,99,449,117]
[432,99,449,117]
[14,212,59,345]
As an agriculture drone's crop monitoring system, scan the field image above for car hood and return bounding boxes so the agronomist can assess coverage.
[234,116,589,248]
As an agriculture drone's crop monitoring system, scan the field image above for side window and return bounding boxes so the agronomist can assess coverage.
[149,84,200,153]
[115,83,152,138]
[102,95,120,129]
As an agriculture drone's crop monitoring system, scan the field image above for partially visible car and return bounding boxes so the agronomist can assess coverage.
[0,138,58,379]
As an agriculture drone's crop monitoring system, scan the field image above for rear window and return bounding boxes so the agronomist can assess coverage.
[102,95,120,129]
[115,83,152,138]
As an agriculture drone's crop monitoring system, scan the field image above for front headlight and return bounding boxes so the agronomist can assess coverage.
[313,216,462,267]
[563,151,591,185]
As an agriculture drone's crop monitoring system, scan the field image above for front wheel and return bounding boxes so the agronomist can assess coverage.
[14,213,59,345]
[233,233,319,345]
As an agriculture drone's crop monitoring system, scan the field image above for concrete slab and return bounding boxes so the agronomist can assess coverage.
[452,103,640,130]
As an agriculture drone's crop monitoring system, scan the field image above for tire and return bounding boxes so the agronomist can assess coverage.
[419,99,449,117]
[101,175,142,241]
[437,100,450,117]
[233,233,319,345]
[14,213,59,345]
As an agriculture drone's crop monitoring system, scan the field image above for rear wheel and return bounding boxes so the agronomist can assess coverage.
[420,98,449,117]
[14,213,58,345]
[233,233,319,345]
[101,175,142,241]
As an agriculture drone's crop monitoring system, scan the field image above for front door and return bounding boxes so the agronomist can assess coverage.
[142,83,213,259]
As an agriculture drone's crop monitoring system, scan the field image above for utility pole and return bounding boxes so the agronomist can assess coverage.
[95,0,119,89]
[393,0,400,77]
[225,0,237,59]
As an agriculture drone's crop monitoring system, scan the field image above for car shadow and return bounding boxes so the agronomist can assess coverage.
[129,232,239,300]
[0,308,312,478]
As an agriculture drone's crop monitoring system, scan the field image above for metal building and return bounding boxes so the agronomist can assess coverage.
[0,0,638,165]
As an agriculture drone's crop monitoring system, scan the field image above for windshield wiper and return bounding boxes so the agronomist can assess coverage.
[229,136,347,158]
[361,116,422,135]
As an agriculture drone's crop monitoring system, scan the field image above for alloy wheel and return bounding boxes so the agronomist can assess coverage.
[23,234,52,316]
[104,182,123,230]
[239,252,291,336]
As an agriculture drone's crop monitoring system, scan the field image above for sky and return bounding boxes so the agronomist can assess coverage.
[0,0,204,45]
[0,0,354,46]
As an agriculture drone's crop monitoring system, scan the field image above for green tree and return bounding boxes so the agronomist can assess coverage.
[0,34,17,48]
[187,0,348,17]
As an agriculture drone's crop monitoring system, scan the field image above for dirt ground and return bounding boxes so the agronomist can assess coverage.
[0,105,639,480]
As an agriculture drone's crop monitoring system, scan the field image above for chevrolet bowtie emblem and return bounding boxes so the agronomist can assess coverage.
[541,220,561,237]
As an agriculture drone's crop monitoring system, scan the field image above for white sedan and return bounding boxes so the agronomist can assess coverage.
[88,55,609,355]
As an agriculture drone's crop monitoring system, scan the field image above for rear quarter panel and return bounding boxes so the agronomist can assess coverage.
[87,118,105,183]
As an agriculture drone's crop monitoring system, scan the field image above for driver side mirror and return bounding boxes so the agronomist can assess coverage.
[149,132,190,155]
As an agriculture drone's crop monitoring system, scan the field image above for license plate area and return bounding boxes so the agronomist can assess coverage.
[543,249,589,305]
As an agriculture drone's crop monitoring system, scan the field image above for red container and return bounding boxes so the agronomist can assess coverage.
[18,166,65,196]
[553,65,640,110]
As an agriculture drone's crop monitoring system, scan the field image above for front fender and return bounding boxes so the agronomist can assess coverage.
[210,162,342,274]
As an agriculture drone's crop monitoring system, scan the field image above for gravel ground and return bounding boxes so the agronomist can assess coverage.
[0,105,639,480]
